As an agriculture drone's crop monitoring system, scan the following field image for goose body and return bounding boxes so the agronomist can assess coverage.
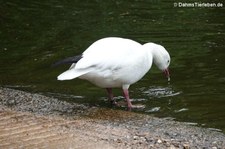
[55,37,171,110]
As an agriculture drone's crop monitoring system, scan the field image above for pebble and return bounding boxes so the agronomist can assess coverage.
[183,143,190,149]
[133,136,138,140]
[157,139,162,144]
[168,145,176,149]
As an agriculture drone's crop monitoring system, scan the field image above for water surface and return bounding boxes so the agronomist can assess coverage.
[0,0,225,132]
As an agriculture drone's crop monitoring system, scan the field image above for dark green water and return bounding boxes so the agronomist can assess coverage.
[1,1,225,132]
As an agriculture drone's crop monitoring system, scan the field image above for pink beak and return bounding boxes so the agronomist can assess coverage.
[163,68,170,82]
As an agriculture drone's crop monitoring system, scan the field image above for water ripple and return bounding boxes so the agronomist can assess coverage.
[145,107,161,113]
[142,86,182,98]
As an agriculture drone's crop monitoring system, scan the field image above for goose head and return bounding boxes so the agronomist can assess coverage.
[143,43,171,81]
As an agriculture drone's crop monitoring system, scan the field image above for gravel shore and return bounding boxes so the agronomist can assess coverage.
[0,87,224,149]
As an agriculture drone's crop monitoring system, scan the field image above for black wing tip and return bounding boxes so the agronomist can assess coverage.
[51,61,61,68]
[51,54,83,68]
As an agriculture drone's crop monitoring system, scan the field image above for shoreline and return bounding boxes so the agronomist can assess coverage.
[0,87,224,148]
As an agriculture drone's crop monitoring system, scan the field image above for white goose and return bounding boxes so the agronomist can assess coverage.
[54,37,171,110]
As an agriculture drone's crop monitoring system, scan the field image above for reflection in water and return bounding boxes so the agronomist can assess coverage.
[174,108,189,113]
[146,107,161,113]
[142,86,182,98]
[0,1,225,132]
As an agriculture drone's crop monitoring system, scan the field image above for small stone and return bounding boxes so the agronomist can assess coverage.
[116,139,122,143]
[133,136,138,140]
[140,136,146,141]
[168,145,176,149]
[183,143,190,149]
[157,139,162,143]
[149,144,154,147]
[126,135,130,139]
[212,147,217,149]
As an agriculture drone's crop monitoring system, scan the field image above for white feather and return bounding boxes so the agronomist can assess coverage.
[57,68,93,80]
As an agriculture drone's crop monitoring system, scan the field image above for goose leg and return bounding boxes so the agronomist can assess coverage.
[122,89,133,111]
[106,88,117,106]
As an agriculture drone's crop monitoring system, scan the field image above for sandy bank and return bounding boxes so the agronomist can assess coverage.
[0,87,224,148]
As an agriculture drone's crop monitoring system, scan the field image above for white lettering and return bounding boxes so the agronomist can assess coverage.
[174,2,223,8]
[195,3,216,7]
[178,2,194,7]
